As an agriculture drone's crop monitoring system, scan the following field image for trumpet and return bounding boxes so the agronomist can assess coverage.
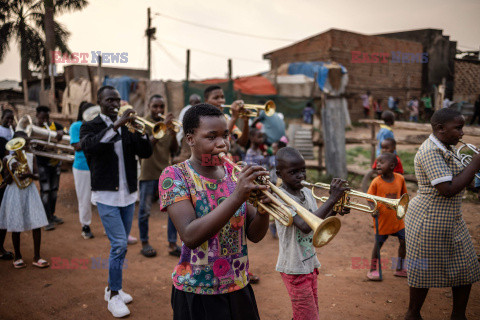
[455,140,480,179]
[157,113,182,134]
[115,105,166,139]
[301,181,409,220]
[221,100,276,118]
[219,153,341,247]
[6,137,33,189]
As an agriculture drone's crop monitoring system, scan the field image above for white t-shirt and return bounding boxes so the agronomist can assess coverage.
[275,186,321,274]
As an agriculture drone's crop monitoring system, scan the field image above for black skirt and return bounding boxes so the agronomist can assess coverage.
[171,284,260,320]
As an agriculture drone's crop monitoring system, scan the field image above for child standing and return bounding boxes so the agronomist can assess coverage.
[371,138,404,174]
[0,132,49,268]
[244,128,268,167]
[366,153,408,281]
[376,110,395,157]
[275,147,348,320]
[160,104,270,320]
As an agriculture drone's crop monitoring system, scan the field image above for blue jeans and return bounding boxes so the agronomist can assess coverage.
[138,180,178,244]
[97,202,135,291]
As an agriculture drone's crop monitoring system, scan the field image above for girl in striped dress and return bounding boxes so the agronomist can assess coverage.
[405,108,480,319]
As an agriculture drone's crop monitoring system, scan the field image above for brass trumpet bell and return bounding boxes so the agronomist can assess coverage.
[222,100,276,118]
[6,137,33,189]
[220,153,342,247]
[301,181,409,220]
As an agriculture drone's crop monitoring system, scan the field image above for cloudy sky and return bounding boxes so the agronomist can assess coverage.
[1,0,479,82]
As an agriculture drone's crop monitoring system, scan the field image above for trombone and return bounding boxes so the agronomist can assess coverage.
[221,100,276,118]
[455,140,480,179]
[219,153,341,247]
[301,181,409,220]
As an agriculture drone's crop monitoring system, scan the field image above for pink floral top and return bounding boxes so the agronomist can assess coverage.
[159,160,250,295]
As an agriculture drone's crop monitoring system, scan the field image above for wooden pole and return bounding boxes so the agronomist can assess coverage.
[147,7,152,79]
[186,49,190,82]
[228,59,232,80]
[97,55,102,89]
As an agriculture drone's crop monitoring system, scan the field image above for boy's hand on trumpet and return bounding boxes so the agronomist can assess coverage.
[328,178,350,203]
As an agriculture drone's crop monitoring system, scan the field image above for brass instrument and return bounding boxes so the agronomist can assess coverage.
[157,113,182,134]
[219,153,341,247]
[6,137,33,189]
[301,181,409,220]
[115,105,167,139]
[221,100,276,118]
[16,115,74,162]
[16,115,71,143]
[455,140,480,179]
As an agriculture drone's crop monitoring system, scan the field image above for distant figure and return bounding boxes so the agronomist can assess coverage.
[360,91,371,118]
[421,94,433,122]
[443,97,451,108]
[376,111,395,157]
[408,97,419,122]
[388,96,395,110]
[374,99,382,120]
[470,94,480,125]
[252,108,286,146]
[302,103,314,124]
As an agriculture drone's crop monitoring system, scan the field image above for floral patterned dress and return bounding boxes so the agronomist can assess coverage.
[159,160,250,295]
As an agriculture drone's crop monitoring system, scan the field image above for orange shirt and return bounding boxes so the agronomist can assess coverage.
[367,173,407,235]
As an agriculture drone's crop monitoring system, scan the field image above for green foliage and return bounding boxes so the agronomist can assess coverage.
[346,146,418,175]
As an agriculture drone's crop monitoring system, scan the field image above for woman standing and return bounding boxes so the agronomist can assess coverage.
[405,108,480,319]
[70,102,97,239]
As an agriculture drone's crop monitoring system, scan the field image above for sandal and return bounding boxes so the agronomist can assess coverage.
[32,258,49,268]
[367,270,381,281]
[394,269,408,278]
[13,259,26,269]
[248,272,260,284]
[140,245,157,258]
[0,251,14,260]
[168,247,181,257]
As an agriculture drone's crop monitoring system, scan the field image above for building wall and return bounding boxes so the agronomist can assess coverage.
[454,59,480,103]
[264,29,423,121]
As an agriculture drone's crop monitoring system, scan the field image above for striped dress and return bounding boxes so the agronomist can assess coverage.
[405,134,480,288]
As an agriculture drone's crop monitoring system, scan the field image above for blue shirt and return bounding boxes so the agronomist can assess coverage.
[376,124,394,157]
[69,121,89,171]
[258,111,286,145]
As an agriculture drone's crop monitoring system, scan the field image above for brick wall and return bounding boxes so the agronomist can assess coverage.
[454,59,480,103]
[264,29,423,121]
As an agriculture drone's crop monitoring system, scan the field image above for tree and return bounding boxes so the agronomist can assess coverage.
[0,0,88,108]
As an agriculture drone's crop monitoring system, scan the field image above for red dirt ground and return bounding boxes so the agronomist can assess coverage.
[1,126,479,319]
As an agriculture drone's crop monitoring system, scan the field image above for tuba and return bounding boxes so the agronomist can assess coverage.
[301,181,409,219]
[6,137,33,189]
[219,153,341,247]
[221,100,276,118]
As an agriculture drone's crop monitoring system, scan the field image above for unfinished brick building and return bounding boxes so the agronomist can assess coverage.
[454,59,480,103]
[263,29,424,121]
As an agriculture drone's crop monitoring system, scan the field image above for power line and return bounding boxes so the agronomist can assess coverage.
[154,12,295,42]
[154,41,201,78]
[155,38,267,64]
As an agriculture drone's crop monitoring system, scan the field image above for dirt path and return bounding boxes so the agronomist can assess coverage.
[1,126,479,319]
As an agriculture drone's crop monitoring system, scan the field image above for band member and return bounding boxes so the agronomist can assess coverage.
[0,109,15,141]
[80,86,152,318]
[160,104,270,320]
[405,108,480,320]
[35,106,65,231]
[138,94,178,257]
[70,102,96,239]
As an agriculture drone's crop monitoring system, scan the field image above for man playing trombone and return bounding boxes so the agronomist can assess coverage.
[138,94,179,258]
[80,86,152,318]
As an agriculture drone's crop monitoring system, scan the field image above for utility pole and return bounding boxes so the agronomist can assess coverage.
[146,7,156,79]
[45,0,57,112]
[186,49,190,81]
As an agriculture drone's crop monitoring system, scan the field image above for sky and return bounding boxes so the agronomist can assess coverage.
[0,0,479,82]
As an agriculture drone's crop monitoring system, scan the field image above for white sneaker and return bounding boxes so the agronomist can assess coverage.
[107,294,130,318]
[104,287,133,304]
